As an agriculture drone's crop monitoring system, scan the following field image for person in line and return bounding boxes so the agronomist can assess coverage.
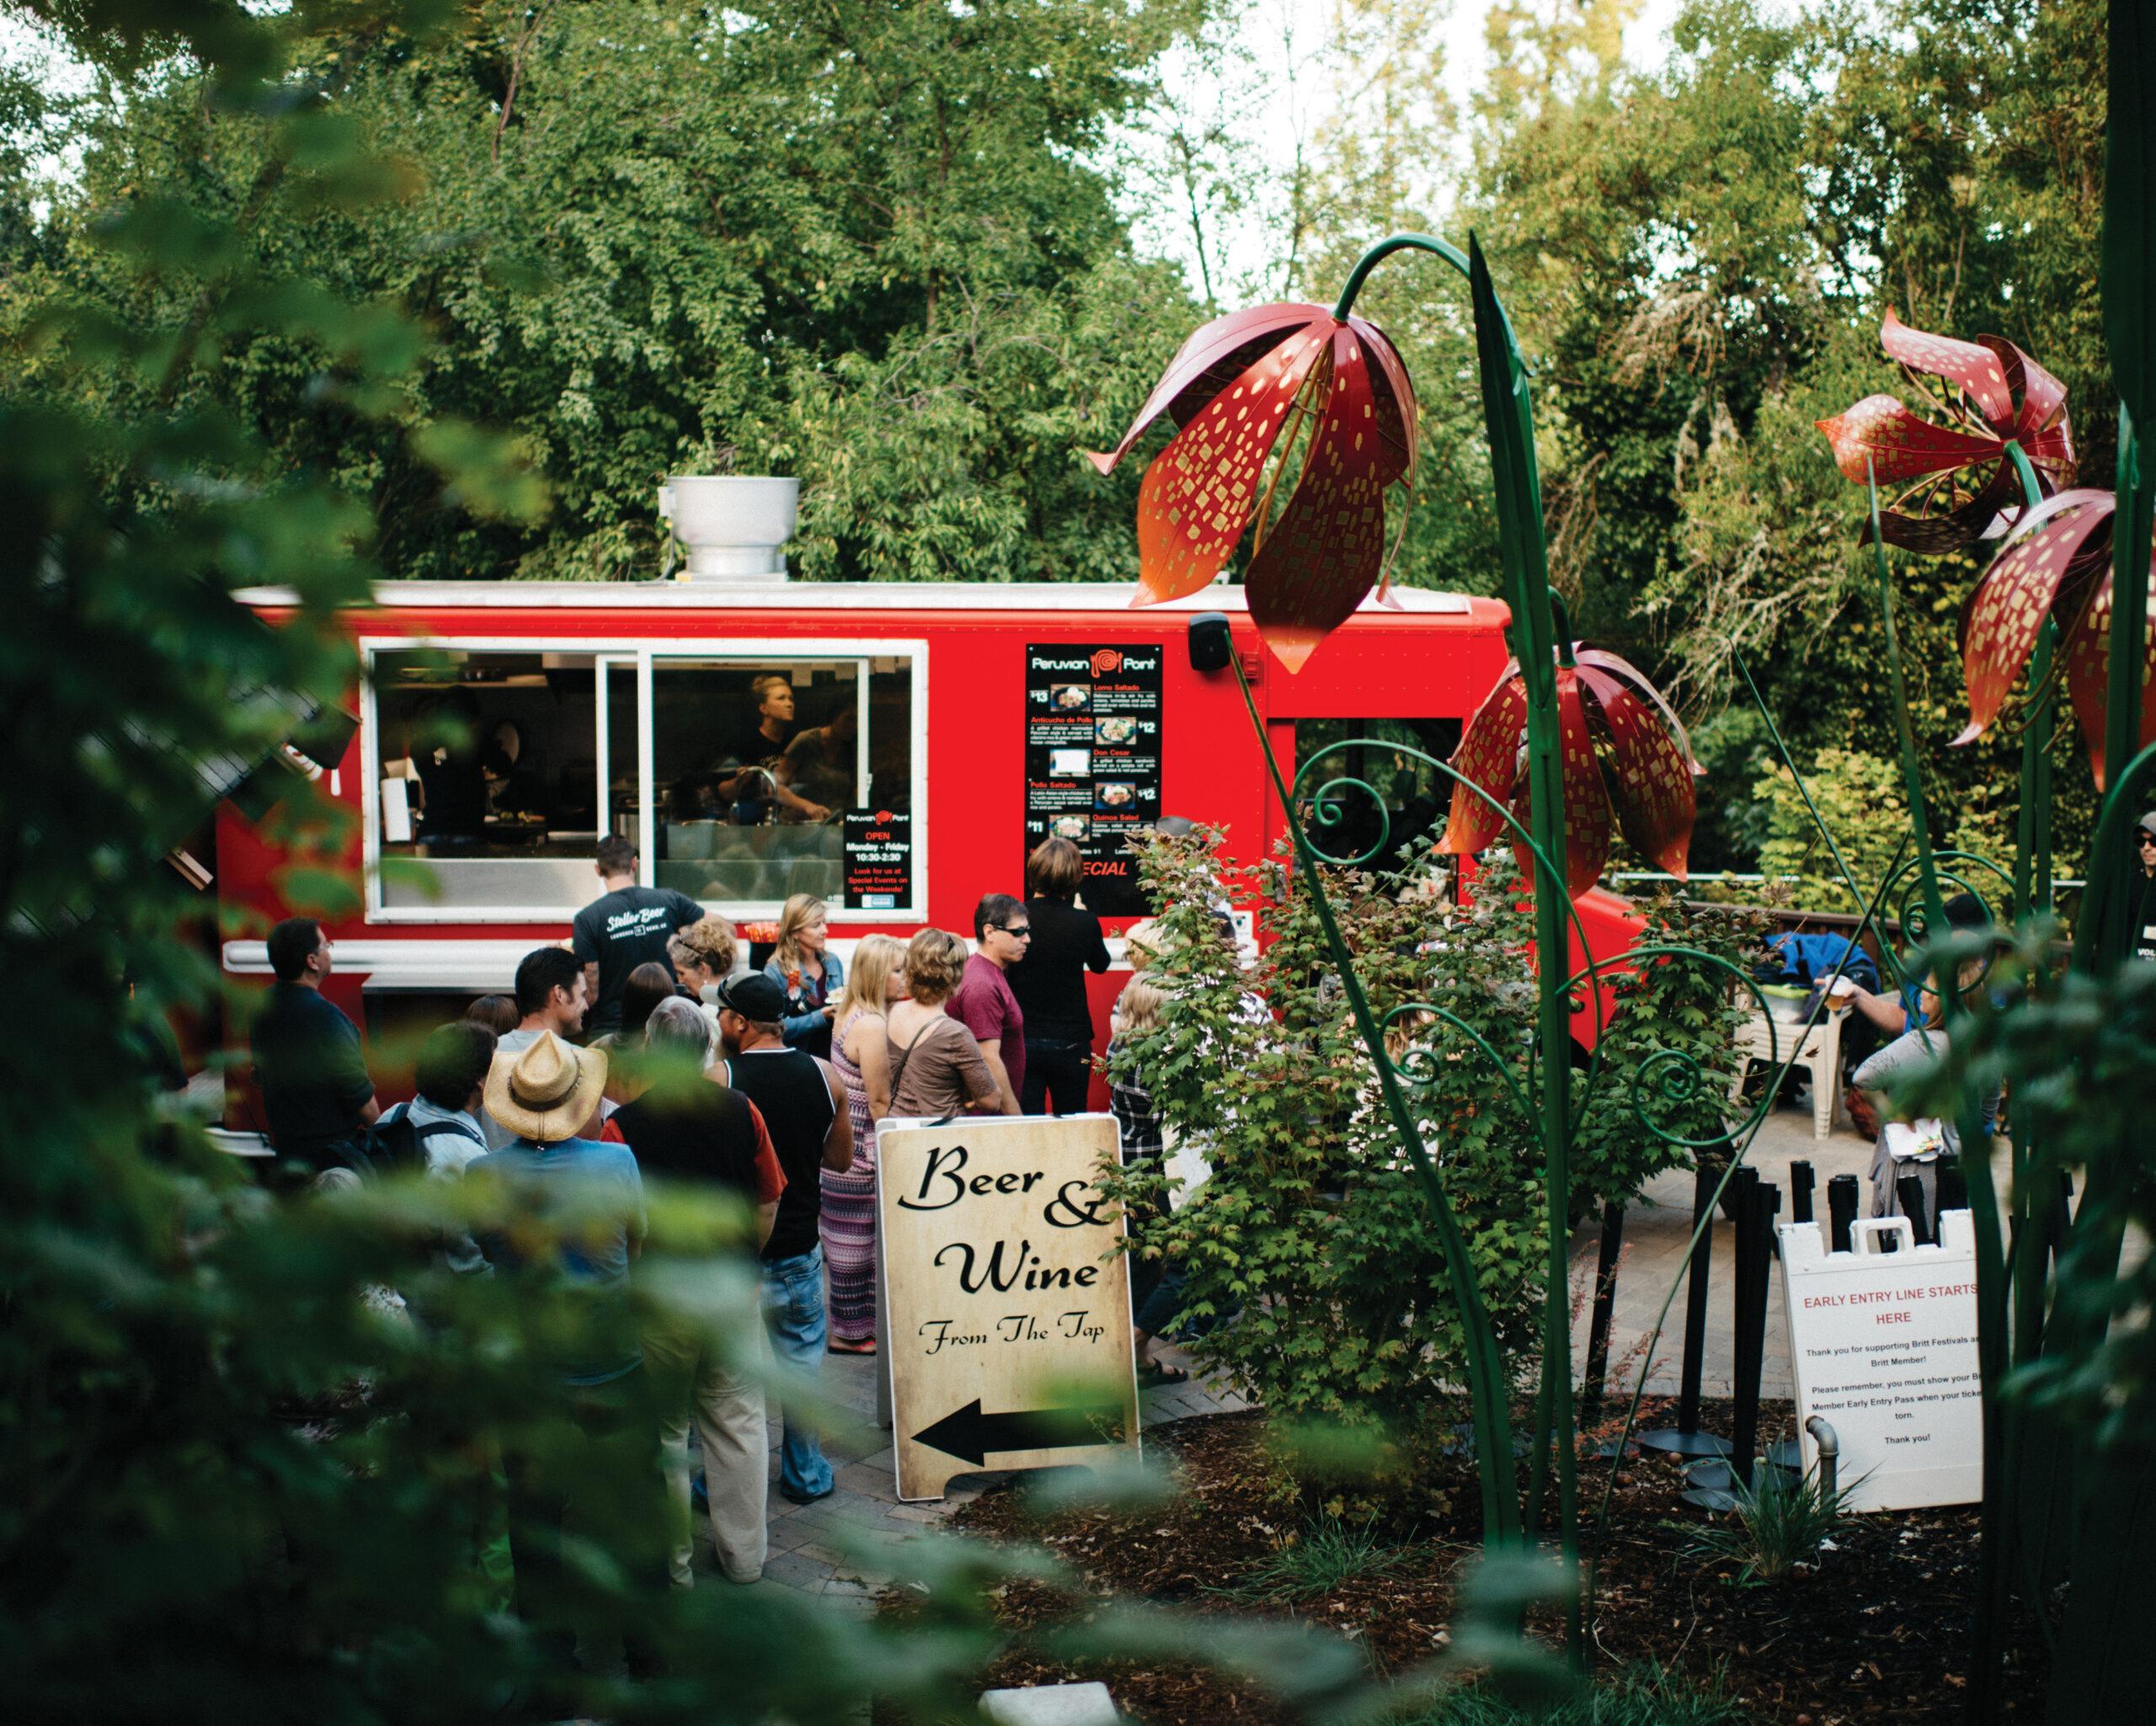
[885,930,1009,1120]
[1008,838,1112,1116]
[472,1033,664,1665]
[713,974,852,1505]
[1106,977,1187,1386]
[765,892,844,1060]
[251,917,379,1176]
[376,1020,498,1276]
[951,892,1030,1116]
[779,701,857,818]
[483,948,594,1151]
[2132,812,2156,962]
[715,674,830,824]
[601,961,697,1107]
[618,962,679,1041]
[571,836,705,1036]
[603,998,782,1586]
[668,915,741,1006]
[465,994,520,1036]
[824,934,905,1355]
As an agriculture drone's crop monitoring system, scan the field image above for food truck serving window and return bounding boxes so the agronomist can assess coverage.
[367,644,920,919]
[1293,717,1462,870]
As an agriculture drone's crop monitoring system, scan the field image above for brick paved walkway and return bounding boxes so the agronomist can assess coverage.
[739,1333,1239,1606]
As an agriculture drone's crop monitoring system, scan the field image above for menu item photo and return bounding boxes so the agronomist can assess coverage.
[1094,717,1135,745]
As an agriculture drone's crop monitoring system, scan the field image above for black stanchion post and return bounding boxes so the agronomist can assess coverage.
[1727,1182,1780,1488]
[1897,1175,1934,1246]
[1936,1164,1968,1215]
[1828,1174,1860,1253]
[1790,1159,1816,1224]
[1680,1176,1776,1508]
[1640,1160,1733,1461]
[1582,1201,1625,1431]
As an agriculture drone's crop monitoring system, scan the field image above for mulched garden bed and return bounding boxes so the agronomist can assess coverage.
[885,1403,2050,1724]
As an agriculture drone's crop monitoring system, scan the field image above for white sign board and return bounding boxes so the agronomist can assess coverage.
[1779,1212,1982,1511]
[877,1113,1140,1502]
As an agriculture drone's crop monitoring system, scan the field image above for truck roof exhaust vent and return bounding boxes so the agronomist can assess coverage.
[659,477,798,581]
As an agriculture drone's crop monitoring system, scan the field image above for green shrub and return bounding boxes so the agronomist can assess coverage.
[1104,834,1744,1435]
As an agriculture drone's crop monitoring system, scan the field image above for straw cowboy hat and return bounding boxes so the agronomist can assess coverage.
[483,1031,607,1143]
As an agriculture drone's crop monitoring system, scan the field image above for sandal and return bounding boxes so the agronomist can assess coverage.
[828,1336,878,1356]
[1138,1361,1189,1387]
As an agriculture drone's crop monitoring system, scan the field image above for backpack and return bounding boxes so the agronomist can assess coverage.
[341,1109,471,1181]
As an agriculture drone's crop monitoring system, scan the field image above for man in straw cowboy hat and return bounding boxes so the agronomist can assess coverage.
[472,1031,665,1659]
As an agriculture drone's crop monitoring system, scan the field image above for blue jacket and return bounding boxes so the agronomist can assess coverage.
[1765,932,1878,993]
[766,948,845,1049]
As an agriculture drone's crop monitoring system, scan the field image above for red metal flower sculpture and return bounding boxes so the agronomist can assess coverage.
[1815,311,2074,551]
[1955,487,2156,787]
[1088,301,1417,673]
[1440,647,1700,896]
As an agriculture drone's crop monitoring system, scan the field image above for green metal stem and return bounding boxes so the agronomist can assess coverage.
[1869,465,2016,1726]
[2099,406,2153,959]
[1233,658,1523,1548]
[1331,232,1472,320]
[1331,226,1577,1643]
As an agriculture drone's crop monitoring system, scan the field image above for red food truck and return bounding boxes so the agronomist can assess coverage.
[212,577,1644,1121]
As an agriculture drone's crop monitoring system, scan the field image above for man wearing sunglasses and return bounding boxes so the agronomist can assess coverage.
[951,893,1030,1116]
[2132,814,2156,963]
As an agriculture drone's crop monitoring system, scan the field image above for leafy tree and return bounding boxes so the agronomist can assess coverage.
[0,5,1401,1718]
[12,0,1212,583]
[1461,0,2108,875]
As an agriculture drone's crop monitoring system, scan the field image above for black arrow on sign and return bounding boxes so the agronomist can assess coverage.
[910,1398,1126,1467]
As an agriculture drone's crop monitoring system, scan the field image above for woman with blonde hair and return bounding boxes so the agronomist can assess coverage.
[820,934,905,1353]
[667,914,739,1001]
[763,892,844,1061]
[885,930,1010,1119]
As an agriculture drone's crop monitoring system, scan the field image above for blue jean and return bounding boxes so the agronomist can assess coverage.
[761,1246,832,1500]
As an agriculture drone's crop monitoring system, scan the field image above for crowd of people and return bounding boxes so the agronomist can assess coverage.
[246,832,1167,1595]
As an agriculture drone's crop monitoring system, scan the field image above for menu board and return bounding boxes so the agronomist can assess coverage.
[844,809,913,910]
[1024,643,1162,916]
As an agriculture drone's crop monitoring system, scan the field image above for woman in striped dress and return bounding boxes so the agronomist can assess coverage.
[824,935,905,1354]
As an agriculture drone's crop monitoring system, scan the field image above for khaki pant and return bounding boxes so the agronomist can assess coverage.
[643,1316,769,1585]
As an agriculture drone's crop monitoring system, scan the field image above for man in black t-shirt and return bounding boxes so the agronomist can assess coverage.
[250,917,379,1174]
[570,836,704,1034]
[715,972,851,1505]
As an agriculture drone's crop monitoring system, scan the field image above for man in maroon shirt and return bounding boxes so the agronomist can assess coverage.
[951,892,1028,1116]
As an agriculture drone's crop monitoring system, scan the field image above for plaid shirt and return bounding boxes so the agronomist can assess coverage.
[1105,1037,1163,1164]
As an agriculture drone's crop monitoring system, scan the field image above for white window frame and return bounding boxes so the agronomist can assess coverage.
[359,633,930,924]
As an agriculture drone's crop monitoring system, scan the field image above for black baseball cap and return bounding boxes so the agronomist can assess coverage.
[714,972,789,1021]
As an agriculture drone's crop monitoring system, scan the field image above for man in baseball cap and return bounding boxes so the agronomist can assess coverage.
[713,969,852,1504]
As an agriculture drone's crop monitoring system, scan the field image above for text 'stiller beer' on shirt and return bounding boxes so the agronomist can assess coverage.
[572,884,703,1032]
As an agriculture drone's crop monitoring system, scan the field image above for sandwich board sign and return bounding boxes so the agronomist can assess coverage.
[1779,1210,1983,1512]
[876,1113,1139,1502]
